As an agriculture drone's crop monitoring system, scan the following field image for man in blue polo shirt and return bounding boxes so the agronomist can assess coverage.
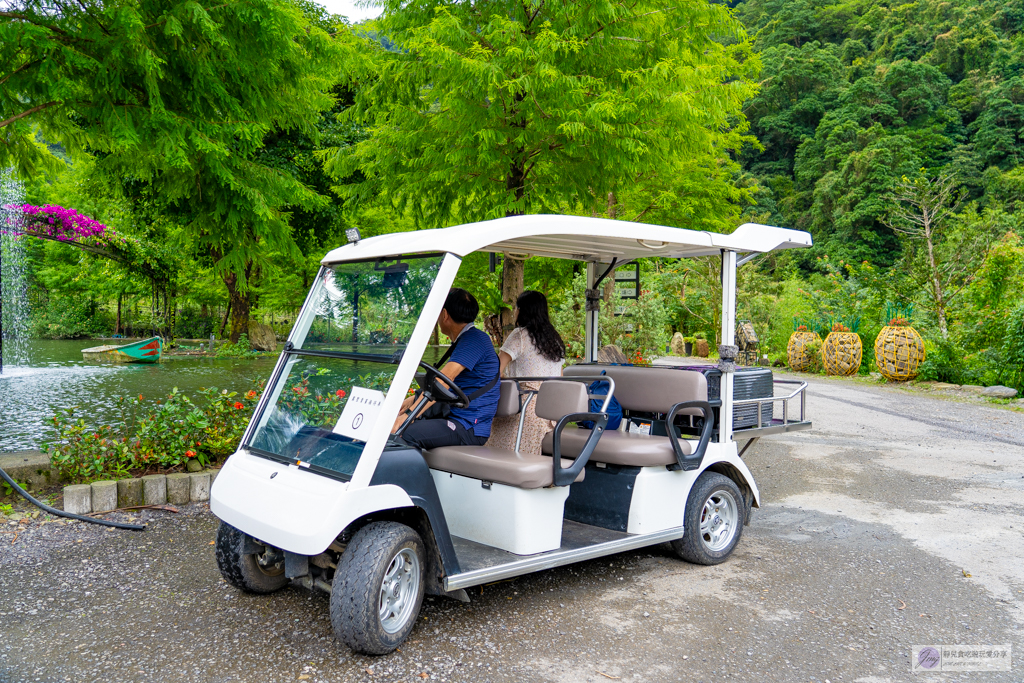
[393,288,500,450]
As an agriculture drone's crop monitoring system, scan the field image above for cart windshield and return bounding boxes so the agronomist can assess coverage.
[246,254,445,480]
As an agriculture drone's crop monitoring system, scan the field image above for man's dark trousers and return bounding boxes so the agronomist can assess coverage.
[401,418,488,450]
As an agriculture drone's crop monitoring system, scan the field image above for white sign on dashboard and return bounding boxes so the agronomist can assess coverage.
[334,386,386,441]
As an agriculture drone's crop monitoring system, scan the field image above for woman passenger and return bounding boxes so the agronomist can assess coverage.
[486,290,566,455]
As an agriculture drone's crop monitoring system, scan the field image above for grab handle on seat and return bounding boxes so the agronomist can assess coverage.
[550,412,609,486]
[665,401,714,471]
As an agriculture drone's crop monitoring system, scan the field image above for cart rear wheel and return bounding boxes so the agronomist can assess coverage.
[215,521,289,594]
[671,472,744,565]
[330,521,425,655]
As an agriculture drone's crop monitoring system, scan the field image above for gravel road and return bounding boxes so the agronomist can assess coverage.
[2,375,1023,683]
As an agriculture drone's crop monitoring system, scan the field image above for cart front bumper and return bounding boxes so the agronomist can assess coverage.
[210,449,414,555]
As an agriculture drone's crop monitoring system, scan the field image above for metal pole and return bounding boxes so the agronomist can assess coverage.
[584,262,599,363]
[719,250,737,444]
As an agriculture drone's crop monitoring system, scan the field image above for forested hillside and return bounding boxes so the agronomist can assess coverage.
[737,0,1023,266]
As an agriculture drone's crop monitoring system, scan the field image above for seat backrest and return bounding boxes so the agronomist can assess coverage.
[534,381,589,421]
[563,364,707,415]
[495,379,521,418]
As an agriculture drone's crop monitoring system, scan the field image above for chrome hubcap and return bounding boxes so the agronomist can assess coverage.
[700,490,738,552]
[379,547,420,634]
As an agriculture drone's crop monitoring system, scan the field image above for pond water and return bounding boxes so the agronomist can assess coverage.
[0,340,278,452]
[1,340,449,453]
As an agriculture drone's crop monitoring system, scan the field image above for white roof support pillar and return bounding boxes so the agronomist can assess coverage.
[718,250,737,444]
[584,262,600,363]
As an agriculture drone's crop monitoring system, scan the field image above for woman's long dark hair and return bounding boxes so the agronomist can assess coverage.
[515,290,565,362]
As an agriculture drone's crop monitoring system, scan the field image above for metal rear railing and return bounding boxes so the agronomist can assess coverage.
[732,378,808,430]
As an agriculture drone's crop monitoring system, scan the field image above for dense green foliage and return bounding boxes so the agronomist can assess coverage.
[6,0,1024,393]
[736,0,1024,262]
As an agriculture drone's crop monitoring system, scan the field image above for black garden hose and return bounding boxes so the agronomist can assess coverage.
[0,466,145,531]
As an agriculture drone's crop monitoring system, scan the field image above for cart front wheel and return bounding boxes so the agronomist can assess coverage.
[215,521,289,594]
[671,472,744,565]
[330,521,425,655]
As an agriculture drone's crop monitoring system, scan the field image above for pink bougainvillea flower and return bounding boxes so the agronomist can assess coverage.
[2,204,109,242]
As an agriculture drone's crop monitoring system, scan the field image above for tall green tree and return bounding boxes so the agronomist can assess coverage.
[329,0,759,337]
[2,0,346,339]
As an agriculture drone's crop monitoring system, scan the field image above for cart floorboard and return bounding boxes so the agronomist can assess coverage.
[445,520,684,591]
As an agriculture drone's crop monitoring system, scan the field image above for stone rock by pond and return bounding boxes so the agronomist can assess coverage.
[249,323,278,352]
[981,385,1018,399]
[597,344,628,364]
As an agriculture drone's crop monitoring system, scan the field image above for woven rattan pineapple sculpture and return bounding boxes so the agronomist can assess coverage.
[787,322,822,372]
[874,304,925,381]
[822,321,862,376]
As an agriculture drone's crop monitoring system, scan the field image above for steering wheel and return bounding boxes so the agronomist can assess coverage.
[416,361,470,408]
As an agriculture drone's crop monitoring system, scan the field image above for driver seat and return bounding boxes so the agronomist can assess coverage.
[423,380,587,489]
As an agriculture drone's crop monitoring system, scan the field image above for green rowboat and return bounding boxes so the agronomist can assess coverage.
[82,336,163,363]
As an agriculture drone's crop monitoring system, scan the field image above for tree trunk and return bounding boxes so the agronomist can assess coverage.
[499,153,528,344]
[168,289,176,339]
[499,254,524,344]
[223,269,252,343]
[219,305,230,339]
[923,219,948,339]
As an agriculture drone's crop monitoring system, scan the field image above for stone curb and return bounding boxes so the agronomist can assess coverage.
[61,469,221,514]
[166,473,191,505]
[142,474,166,505]
[63,484,92,515]
[117,478,144,508]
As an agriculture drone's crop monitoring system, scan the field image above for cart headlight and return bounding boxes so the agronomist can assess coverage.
[345,227,361,243]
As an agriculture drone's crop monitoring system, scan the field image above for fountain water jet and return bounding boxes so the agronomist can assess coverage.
[1,170,31,374]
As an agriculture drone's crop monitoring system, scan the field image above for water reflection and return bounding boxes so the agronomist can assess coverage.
[1,340,276,452]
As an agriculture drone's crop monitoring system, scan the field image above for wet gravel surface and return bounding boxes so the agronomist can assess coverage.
[2,375,1023,683]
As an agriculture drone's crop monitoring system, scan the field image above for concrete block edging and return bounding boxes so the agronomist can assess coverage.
[61,469,220,514]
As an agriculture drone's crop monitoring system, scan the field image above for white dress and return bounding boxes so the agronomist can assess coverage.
[486,326,563,454]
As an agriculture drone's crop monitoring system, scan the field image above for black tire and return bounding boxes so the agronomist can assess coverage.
[671,472,745,565]
[330,521,425,655]
[215,521,289,594]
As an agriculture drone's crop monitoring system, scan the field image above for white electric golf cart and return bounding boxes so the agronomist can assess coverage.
[210,215,813,654]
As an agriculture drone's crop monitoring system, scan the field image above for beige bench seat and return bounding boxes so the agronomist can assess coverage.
[424,380,592,489]
[541,427,691,467]
[544,364,710,468]
[424,446,583,488]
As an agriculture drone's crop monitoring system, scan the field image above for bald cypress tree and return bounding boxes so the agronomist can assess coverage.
[1,0,346,339]
[329,0,758,332]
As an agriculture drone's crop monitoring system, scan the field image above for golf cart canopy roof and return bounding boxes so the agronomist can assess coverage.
[322,215,812,264]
